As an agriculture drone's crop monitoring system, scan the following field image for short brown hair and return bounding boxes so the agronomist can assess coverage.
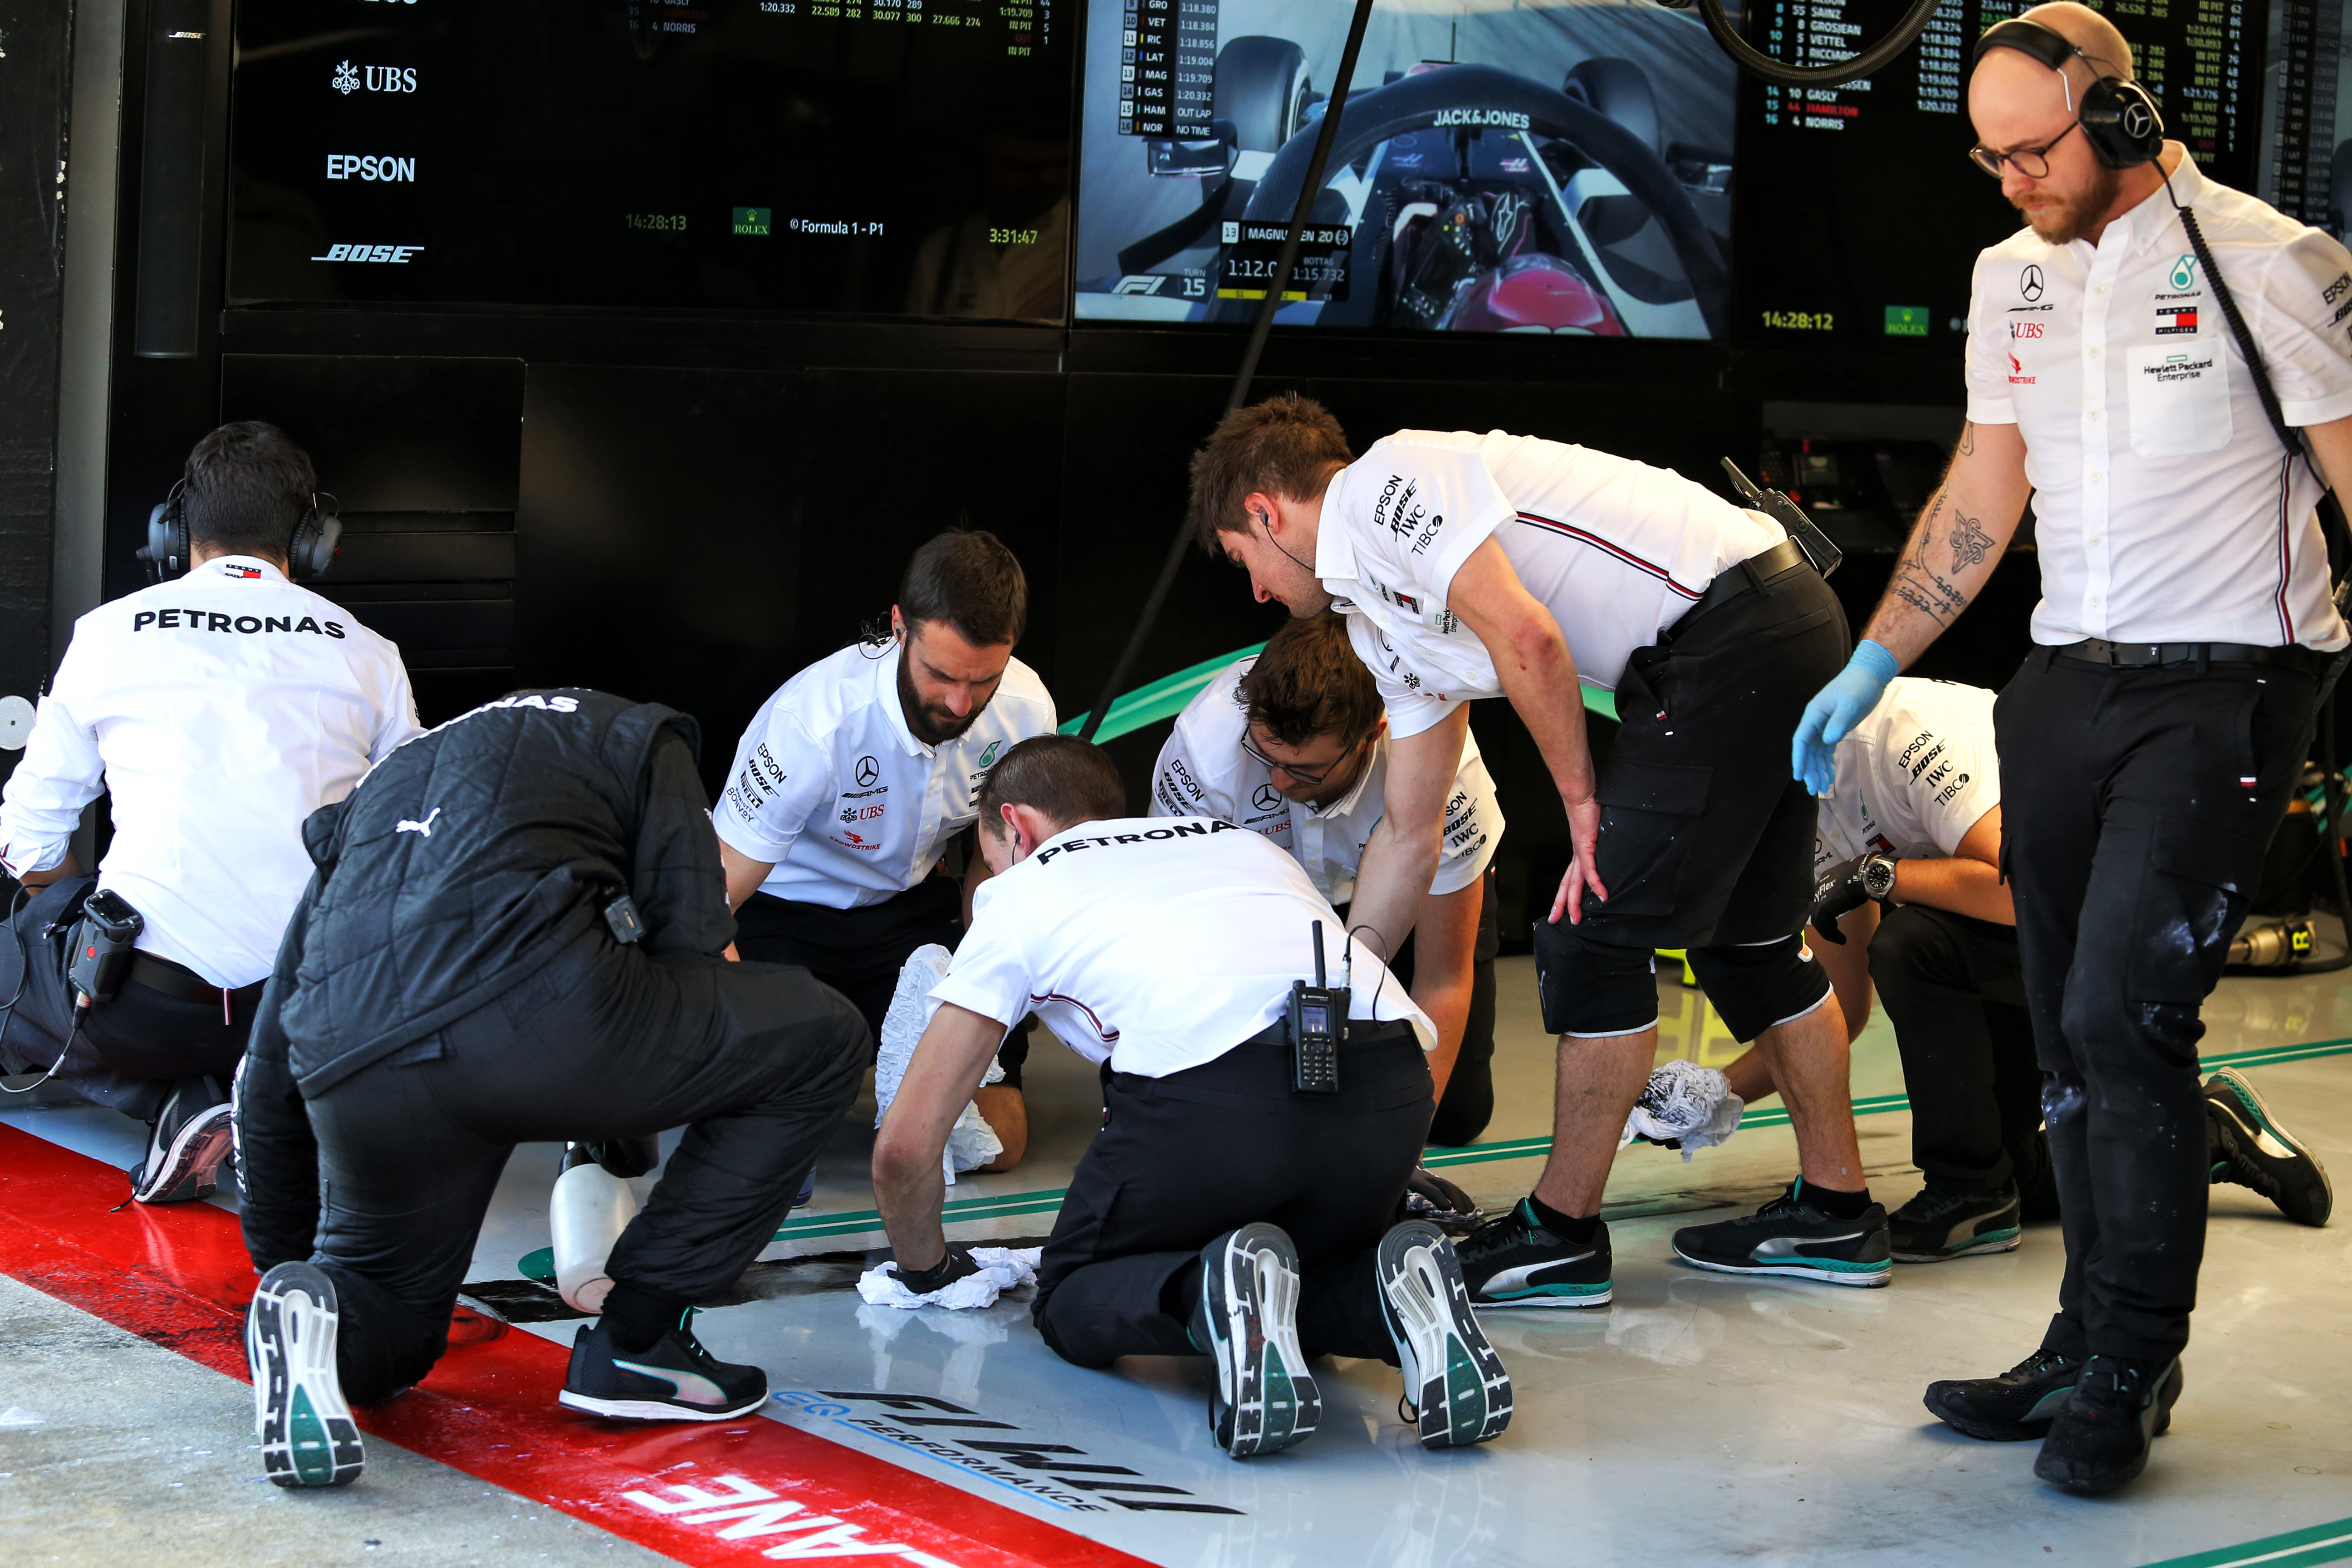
[1240,612,1382,747]
[184,421,316,559]
[899,529,1028,647]
[975,735,1126,835]
[1186,393,1352,555]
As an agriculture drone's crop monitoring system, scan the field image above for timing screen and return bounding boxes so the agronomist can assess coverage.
[1073,0,1736,338]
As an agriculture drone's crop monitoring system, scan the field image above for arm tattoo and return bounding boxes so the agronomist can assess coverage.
[1949,510,1993,572]
[1886,489,1973,627]
[1958,421,1976,457]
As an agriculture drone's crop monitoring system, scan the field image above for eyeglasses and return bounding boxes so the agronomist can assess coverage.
[1968,119,2080,179]
[1240,732,1355,790]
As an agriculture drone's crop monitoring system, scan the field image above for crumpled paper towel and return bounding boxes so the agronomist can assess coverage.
[856,1246,1044,1310]
[874,943,1004,1183]
[1620,1058,1744,1162]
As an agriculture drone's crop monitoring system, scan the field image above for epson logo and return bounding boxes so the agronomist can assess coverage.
[327,154,416,182]
[310,243,426,263]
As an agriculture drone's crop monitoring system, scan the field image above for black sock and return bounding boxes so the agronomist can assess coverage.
[1800,1180,1872,1220]
[601,1280,691,1354]
[1526,1193,1600,1244]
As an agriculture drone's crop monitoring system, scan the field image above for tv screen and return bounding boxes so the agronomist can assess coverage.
[1070,0,1738,338]
[227,0,1076,319]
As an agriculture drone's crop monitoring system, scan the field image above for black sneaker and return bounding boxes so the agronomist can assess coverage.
[248,1263,365,1488]
[2034,1355,2185,1494]
[130,1076,234,1204]
[1923,1347,2083,1441]
[1376,1220,1511,1449]
[1889,1183,2022,1263]
[1190,1223,1318,1458]
[1453,1200,1612,1309]
[1671,1181,1891,1287]
[2205,1068,2332,1226]
[559,1310,767,1421]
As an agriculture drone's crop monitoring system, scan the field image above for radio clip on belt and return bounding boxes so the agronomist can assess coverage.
[67,888,143,1019]
[1720,457,1844,580]
[1288,919,1348,1094]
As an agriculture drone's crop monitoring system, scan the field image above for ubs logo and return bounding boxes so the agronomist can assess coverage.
[1252,784,1284,814]
[854,755,881,788]
[2020,264,2045,303]
[333,61,417,93]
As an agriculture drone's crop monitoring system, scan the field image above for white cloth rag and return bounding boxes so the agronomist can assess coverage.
[1621,1058,1744,1162]
[874,942,1004,1183]
[856,1246,1044,1310]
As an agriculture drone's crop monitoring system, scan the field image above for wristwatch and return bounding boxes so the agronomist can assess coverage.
[1860,852,1899,904]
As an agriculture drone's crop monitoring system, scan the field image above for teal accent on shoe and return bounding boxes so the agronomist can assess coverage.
[1444,1342,1483,1446]
[1799,1255,1892,1274]
[2211,1161,2231,1181]
[2215,1072,2276,1135]
[288,1387,335,1487]
[1485,1279,1612,1300]
[2024,1386,2075,1423]
[1263,1348,1297,1446]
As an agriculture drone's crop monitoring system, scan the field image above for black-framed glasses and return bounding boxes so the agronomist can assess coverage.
[1240,732,1352,790]
[1969,119,2080,179]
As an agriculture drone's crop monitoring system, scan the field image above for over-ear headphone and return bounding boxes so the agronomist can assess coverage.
[138,482,343,583]
[1974,18,2164,169]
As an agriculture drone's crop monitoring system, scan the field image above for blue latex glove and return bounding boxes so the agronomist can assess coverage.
[1791,641,1899,795]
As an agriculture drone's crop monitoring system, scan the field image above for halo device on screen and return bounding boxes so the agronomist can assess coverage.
[1072,0,1737,338]
[227,0,1075,318]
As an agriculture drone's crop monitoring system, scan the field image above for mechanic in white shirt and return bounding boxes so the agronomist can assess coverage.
[1187,395,1879,1308]
[712,530,1056,1161]
[1790,5,2352,1488]
[871,735,1510,1459]
[1150,610,1506,1144]
[0,421,418,1203]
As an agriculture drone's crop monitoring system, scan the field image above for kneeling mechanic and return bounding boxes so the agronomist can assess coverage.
[235,688,869,1489]
[872,735,1511,1457]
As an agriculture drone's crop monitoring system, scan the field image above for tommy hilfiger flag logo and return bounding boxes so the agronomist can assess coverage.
[2156,305,2199,335]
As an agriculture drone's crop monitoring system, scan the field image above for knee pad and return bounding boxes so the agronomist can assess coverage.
[1686,933,1832,1043]
[1533,920,1659,1037]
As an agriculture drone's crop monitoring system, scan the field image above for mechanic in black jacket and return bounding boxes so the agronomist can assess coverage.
[233,689,869,1490]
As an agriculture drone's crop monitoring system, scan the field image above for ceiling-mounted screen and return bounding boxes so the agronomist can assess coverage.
[1071,0,1737,338]
[227,0,1075,319]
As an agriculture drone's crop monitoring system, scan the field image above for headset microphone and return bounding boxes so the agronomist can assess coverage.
[1972,18,2165,170]
[1258,509,1321,578]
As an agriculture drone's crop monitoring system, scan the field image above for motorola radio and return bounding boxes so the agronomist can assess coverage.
[1288,920,1347,1094]
[66,889,144,1018]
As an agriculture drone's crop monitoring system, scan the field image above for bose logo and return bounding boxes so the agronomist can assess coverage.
[311,244,425,263]
[327,154,416,182]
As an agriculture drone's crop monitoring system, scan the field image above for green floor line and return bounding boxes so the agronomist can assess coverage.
[2139,1516,2352,1568]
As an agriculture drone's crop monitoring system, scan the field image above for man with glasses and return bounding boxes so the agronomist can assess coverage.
[1151,610,1505,1145]
[1792,2,2352,1495]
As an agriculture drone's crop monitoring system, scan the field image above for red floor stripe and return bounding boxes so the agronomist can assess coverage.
[0,1124,1155,1568]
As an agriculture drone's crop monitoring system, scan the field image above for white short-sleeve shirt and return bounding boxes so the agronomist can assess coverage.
[712,641,1057,909]
[1813,678,2000,876]
[1147,655,1501,905]
[1963,149,2352,650]
[1315,430,1785,735]
[929,815,1433,1078]
[0,557,422,988]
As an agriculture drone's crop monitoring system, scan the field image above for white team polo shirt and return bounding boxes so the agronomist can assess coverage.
[1813,678,2000,876]
[1316,430,1786,735]
[1964,149,2352,649]
[930,815,1433,1078]
[1147,655,1502,905]
[713,640,1057,910]
[0,557,421,988]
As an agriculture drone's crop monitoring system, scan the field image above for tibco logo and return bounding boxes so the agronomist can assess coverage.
[311,244,425,263]
[327,154,416,181]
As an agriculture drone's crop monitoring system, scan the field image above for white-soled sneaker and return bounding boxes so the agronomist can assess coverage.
[248,1263,364,1488]
[1377,1220,1512,1448]
[1190,1223,1318,1458]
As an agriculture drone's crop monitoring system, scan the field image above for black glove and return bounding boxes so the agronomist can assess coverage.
[887,1245,981,1296]
[1808,863,1869,944]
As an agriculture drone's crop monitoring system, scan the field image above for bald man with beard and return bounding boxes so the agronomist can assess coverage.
[1791,2,2352,1495]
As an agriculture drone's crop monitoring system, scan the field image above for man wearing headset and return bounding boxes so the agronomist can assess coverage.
[0,421,418,1203]
[1792,3,2352,1494]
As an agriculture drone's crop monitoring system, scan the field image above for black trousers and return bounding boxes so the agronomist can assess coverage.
[1996,650,2316,1362]
[0,876,257,1122]
[237,938,870,1403]
[1032,1023,1431,1369]
[1868,904,2051,1207]
[1340,867,1499,1147]
[735,876,1031,1085]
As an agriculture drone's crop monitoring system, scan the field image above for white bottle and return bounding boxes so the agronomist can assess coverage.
[550,1145,637,1313]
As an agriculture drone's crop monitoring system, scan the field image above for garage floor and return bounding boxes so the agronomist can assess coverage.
[5,957,2349,1568]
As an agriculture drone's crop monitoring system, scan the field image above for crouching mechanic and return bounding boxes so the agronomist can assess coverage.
[1152,610,1504,1144]
[715,529,1056,1166]
[1726,678,2331,1259]
[872,736,1511,1456]
[1191,394,1881,1305]
[0,421,418,1202]
[235,689,868,1489]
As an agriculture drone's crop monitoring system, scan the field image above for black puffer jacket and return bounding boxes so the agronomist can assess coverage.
[274,688,733,1094]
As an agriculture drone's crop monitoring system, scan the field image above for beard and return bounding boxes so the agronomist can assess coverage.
[2016,162,2123,245]
[897,648,985,746]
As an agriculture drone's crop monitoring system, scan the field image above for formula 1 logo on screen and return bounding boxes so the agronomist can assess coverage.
[1075,16,1734,342]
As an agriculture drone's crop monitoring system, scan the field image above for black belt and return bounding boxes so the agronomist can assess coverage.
[129,952,265,1009]
[2052,637,2327,676]
[1673,538,1809,631]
